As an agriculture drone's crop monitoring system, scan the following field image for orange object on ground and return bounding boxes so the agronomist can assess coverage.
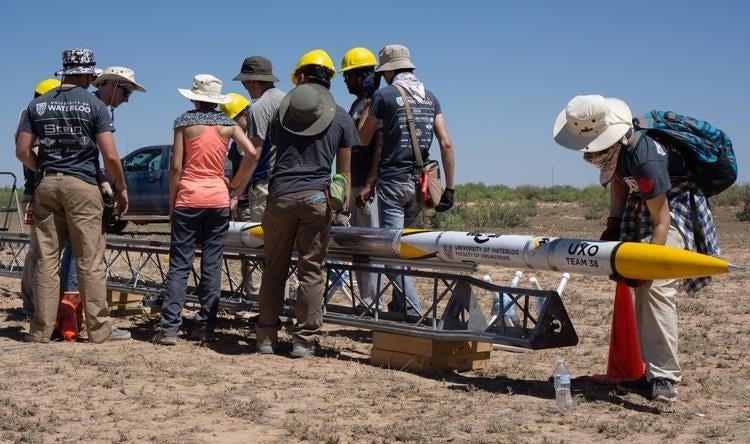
[590,282,645,384]
[54,291,83,341]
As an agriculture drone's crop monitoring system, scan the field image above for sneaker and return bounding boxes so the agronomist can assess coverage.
[105,328,132,342]
[151,331,176,346]
[256,336,276,354]
[651,378,677,403]
[24,333,50,343]
[290,339,316,359]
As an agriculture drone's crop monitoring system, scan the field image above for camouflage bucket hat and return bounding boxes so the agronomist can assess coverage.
[55,48,97,76]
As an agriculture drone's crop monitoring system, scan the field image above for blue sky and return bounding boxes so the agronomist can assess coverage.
[2,0,748,188]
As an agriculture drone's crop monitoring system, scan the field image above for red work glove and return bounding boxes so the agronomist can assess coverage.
[600,217,621,241]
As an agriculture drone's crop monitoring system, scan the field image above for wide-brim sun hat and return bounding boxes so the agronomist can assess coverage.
[553,95,633,152]
[375,44,416,72]
[279,83,336,136]
[178,74,231,104]
[91,66,146,92]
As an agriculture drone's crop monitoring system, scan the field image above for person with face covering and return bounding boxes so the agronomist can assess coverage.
[552,94,720,403]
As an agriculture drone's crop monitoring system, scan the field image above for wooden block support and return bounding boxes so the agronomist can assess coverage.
[371,331,491,372]
[106,290,144,309]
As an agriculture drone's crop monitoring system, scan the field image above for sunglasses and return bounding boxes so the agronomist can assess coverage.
[117,83,134,98]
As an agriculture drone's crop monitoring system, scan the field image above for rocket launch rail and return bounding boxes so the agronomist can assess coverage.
[0,230,580,350]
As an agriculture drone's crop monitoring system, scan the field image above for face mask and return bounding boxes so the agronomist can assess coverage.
[583,144,621,186]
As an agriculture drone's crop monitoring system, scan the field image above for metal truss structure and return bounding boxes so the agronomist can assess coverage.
[0,231,578,350]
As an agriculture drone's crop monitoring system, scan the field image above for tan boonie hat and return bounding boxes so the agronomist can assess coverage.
[553,95,633,152]
[178,74,231,104]
[375,44,416,72]
[92,66,146,92]
[279,83,336,136]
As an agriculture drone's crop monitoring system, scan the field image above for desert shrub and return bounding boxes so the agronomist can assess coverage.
[580,185,609,220]
[426,199,536,231]
[709,183,748,206]
[455,182,514,202]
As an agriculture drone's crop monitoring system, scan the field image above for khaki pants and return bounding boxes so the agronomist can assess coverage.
[20,229,37,315]
[257,190,331,345]
[635,225,685,383]
[241,179,269,295]
[30,174,111,343]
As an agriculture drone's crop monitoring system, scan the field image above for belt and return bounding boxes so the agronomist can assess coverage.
[42,171,66,177]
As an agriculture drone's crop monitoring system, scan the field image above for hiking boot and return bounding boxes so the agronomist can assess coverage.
[105,328,132,342]
[151,331,177,346]
[290,339,316,359]
[651,378,677,403]
[256,336,276,354]
[190,326,215,344]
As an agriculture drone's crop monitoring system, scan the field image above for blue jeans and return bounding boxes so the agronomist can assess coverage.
[160,207,230,336]
[60,240,78,292]
[376,177,422,314]
[350,184,382,305]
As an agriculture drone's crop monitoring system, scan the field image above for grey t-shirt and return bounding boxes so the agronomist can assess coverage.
[267,105,359,199]
[248,87,286,180]
[616,134,689,200]
[369,85,441,178]
[19,86,112,185]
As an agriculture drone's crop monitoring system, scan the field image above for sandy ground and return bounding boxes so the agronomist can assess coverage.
[0,204,748,443]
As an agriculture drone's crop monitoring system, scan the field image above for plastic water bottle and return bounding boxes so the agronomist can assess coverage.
[491,292,501,316]
[553,360,574,412]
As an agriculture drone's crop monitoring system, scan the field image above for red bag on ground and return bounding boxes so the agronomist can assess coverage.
[53,292,84,341]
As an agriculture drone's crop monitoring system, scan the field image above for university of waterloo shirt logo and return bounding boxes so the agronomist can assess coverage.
[35,102,47,116]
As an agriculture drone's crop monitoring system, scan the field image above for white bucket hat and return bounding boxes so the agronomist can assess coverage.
[178,74,231,104]
[553,95,633,152]
[92,66,146,92]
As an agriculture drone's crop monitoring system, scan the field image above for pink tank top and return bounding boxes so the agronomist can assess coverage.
[175,126,230,208]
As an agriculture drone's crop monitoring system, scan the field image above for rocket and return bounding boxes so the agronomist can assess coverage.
[226,222,740,280]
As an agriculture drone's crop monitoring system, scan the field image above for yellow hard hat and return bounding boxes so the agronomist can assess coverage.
[290,49,336,85]
[220,93,251,120]
[34,78,61,96]
[340,47,377,72]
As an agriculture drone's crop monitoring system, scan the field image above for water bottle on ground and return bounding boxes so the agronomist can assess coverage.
[553,359,574,412]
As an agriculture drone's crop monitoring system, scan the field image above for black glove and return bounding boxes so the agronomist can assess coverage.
[362,72,380,97]
[600,216,621,241]
[609,274,647,288]
[435,188,455,213]
[333,210,351,227]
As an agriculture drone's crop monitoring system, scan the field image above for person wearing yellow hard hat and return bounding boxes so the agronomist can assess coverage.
[340,47,382,308]
[220,92,252,220]
[290,49,336,88]
[255,49,357,358]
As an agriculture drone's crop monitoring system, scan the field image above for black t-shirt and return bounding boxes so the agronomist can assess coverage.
[267,106,358,199]
[369,85,441,178]
[616,133,690,200]
[19,86,112,185]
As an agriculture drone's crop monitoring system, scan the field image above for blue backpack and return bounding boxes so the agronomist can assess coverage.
[633,110,737,197]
